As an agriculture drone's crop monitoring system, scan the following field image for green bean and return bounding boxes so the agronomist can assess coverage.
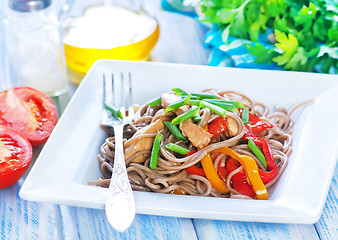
[199,101,226,118]
[163,121,187,141]
[171,107,200,125]
[165,143,190,155]
[149,134,163,169]
[165,96,191,112]
[248,137,267,168]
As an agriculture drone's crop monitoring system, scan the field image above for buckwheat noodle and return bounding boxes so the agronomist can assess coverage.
[89,89,312,199]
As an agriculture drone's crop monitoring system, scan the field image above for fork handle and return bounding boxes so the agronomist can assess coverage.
[105,124,135,232]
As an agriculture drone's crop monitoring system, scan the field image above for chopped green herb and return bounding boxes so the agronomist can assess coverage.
[149,134,163,169]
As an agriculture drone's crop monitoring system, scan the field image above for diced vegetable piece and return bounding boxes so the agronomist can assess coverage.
[165,96,191,112]
[165,143,190,155]
[104,102,123,119]
[200,101,226,118]
[248,137,267,169]
[201,154,228,194]
[146,97,162,106]
[241,107,249,125]
[172,88,189,96]
[208,116,228,137]
[163,121,187,141]
[191,93,218,99]
[193,112,201,123]
[149,134,163,169]
[171,107,200,125]
[188,99,201,106]
[204,99,238,112]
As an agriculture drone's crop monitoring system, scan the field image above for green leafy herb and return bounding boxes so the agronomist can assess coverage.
[198,0,338,73]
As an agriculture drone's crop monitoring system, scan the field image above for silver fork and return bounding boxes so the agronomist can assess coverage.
[102,72,135,232]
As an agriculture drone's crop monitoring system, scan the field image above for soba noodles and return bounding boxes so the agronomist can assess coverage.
[89,89,311,200]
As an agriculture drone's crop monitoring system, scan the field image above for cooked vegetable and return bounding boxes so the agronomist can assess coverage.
[208,116,228,137]
[149,134,163,169]
[185,150,206,177]
[213,147,268,200]
[0,125,32,189]
[165,143,190,155]
[171,107,201,125]
[163,121,187,141]
[193,112,202,123]
[165,96,191,112]
[104,102,123,119]
[200,100,227,117]
[241,107,249,124]
[146,97,162,106]
[172,88,189,96]
[204,99,239,112]
[191,93,218,99]
[201,153,229,194]
[0,87,58,146]
[248,137,267,169]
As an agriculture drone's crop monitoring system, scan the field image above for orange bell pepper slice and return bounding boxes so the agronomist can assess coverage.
[212,147,268,200]
[201,153,229,194]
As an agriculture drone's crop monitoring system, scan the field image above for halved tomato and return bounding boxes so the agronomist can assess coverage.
[0,125,33,189]
[0,87,58,146]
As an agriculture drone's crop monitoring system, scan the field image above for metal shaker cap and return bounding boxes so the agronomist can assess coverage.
[9,0,51,12]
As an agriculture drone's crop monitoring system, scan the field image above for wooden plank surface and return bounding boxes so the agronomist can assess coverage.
[315,164,338,240]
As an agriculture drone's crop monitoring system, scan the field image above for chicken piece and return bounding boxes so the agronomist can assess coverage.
[224,117,239,137]
[161,92,212,149]
[179,119,212,149]
[124,119,164,163]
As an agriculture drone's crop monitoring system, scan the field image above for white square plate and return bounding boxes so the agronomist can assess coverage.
[20,60,338,224]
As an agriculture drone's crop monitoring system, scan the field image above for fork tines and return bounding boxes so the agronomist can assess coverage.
[102,72,134,126]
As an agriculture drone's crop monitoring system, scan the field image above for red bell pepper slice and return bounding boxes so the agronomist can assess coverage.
[232,181,255,198]
[208,116,228,137]
[185,150,206,177]
[238,108,274,133]
[226,157,247,182]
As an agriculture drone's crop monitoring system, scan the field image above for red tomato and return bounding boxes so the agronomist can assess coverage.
[232,181,255,199]
[0,125,33,189]
[0,87,58,146]
[208,116,228,137]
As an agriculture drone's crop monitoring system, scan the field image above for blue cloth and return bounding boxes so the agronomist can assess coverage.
[204,29,280,70]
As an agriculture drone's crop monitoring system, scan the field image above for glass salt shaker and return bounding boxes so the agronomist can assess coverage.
[3,0,67,97]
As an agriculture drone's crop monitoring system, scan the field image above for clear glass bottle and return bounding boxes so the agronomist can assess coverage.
[3,0,67,97]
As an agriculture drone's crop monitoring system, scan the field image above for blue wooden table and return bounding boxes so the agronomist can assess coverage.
[1,1,337,239]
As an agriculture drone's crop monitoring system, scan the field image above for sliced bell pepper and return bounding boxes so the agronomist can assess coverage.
[184,150,206,177]
[239,108,274,133]
[212,147,268,200]
[244,125,278,172]
[208,116,228,137]
[201,153,229,194]
[232,181,255,198]
[226,157,247,182]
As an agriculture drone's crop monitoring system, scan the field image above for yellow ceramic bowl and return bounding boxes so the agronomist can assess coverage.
[64,22,159,85]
